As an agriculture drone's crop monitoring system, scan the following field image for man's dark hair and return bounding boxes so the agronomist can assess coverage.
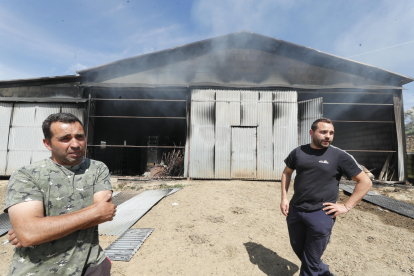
[311,118,333,132]
[42,113,84,142]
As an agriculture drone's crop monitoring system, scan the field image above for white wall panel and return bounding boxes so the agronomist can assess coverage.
[0,151,7,175]
[231,127,256,179]
[6,151,32,175]
[215,127,231,179]
[61,104,84,123]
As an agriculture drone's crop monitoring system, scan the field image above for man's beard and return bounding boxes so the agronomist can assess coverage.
[313,136,331,148]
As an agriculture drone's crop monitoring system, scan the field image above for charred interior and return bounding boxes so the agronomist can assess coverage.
[298,90,397,180]
[84,88,187,175]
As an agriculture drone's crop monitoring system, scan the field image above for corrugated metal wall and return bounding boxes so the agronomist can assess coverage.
[273,92,298,178]
[0,103,13,175]
[189,90,215,178]
[298,98,323,145]
[189,89,298,180]
[2,103,84,175]
[231,127,257,178]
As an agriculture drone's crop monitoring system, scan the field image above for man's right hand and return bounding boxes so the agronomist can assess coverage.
[94,194,117,223]
[8,229,22,248]
[280,198,290,217]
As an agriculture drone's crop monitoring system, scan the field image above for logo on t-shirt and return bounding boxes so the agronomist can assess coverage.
[319,160,329,164]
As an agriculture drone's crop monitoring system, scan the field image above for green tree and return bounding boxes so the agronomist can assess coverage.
[405,107,414,134]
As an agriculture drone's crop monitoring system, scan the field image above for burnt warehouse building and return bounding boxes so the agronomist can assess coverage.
[0,31,412,181]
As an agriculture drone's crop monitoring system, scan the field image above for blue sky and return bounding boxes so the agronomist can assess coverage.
[1,0,414,109]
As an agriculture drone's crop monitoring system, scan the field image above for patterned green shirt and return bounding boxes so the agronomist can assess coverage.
[4,158,112,276]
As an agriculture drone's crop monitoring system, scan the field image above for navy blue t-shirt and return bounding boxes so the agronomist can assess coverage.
[284,144,362,211]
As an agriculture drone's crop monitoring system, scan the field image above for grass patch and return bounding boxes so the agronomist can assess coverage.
[159,183,186,189]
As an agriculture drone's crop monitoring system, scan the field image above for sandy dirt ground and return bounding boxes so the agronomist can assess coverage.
[0,179,413,276]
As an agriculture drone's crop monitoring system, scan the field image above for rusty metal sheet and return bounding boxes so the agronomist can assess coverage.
[231,127,256,179]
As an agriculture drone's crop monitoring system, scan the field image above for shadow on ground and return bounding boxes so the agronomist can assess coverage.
[244,242,299,276]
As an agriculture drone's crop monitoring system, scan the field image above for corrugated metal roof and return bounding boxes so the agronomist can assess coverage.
[99,189,170,236]
[78,31,413,87]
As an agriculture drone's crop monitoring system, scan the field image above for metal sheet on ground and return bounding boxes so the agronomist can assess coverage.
[0,213,11,236]
[105,228,154,262]
[340,184,414,219]
[99,189,171,236]
[112,191,143,206]
[166,188,182,196]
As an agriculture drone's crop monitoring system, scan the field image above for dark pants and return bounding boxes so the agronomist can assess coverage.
[286,205,335,276]
[83,257,111,276]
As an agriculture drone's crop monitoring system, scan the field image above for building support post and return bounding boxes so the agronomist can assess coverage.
[393,90,407,182]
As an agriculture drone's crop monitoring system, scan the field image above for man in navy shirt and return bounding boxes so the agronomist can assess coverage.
[280,118,372,276]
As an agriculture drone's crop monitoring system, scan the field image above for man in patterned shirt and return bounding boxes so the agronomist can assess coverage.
[4,113,116,276]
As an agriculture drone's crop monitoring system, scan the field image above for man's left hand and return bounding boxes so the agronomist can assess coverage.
[322,202,348,218]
